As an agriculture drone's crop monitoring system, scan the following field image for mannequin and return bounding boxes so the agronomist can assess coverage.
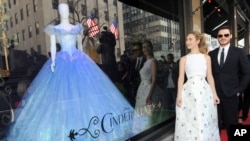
[50,3,83,72]
[5,3,134,141]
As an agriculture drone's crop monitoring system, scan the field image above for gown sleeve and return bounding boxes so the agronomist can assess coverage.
[43,24,55,35]
[73,23,83,35]
[44,23,83,35]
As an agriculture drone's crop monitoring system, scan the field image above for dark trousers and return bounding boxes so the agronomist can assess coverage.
[217,85,239,135]
[239,92,250,119]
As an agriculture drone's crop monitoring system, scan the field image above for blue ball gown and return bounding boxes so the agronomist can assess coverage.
[5,23,134,141]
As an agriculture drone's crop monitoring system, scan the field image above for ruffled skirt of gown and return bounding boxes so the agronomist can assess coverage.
[6,50,134,141]
[174,76,220,141]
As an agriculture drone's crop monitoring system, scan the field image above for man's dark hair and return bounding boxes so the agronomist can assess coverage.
[132,42,142,49]
[99,31,116,46]
[167,53,174,59]
[217,25,232,34]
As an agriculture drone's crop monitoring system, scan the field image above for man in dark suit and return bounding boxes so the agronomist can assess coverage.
[127,42,146,107]
[132,42,146,72]
[209,26,250,135]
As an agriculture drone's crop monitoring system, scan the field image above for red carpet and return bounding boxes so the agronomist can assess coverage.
[220,110,250,141]
[220,130,228,141]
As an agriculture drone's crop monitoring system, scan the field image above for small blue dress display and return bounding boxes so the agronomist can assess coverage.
[5,23,134,141]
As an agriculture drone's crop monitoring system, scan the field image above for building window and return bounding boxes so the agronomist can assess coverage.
[81,4,87,15]
[20,9,24,21]
[13,0,16,5]
[8,0,11,9]
[35,22,39,34]
[26,4,30,16]
[113,0,117,6]
[28,26,32,38]
[16,32,20,43]
[104,11,109,21]
[94,8,99,19]
[22,29,25,41]
[52,0,59,9]
[33,0,38,12]
[10,17,13,27]
[15,13,18,24]
[37,45,41,54]
[5,21,8,30]
[4,3,7,12]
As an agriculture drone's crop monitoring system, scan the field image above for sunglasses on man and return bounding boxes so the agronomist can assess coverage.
[133,49,140,52]
[217,34,230,38]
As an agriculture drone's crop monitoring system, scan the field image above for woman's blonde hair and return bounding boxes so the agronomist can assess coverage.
[188,31,208,54]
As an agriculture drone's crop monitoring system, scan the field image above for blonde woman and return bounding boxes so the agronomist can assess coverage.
[174,31,220,141]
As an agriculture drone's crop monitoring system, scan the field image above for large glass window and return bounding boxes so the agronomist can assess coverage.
[1,1,181,141]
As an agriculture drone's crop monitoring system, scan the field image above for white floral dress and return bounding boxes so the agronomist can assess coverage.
[174,54,220,141]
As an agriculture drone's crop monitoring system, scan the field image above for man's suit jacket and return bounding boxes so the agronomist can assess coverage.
[129,57,146,87]
[209,46,250,97]
[134,57,146,71]
[131,56,146,79]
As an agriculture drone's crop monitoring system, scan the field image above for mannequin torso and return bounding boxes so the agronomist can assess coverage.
[45,3,83,72]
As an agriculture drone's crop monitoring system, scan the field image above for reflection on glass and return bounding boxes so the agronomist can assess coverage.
[0,1,180,140]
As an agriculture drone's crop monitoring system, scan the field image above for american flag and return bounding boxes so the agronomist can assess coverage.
[110,19,118,39]
[86,12,100,37]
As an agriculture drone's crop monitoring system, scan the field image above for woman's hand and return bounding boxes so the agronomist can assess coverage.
[214,95,220,104]
[176,95,182,107]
